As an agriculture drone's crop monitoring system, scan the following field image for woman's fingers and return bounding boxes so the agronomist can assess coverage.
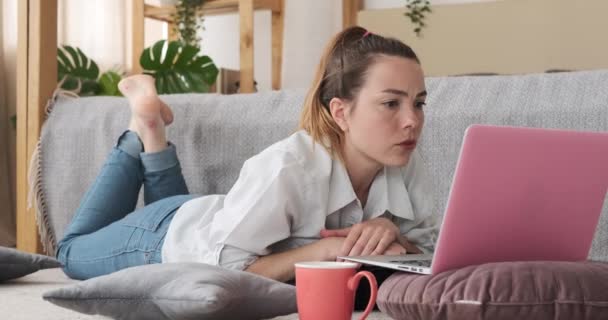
[361,230,383,256]
[384,242,407,255]
[397,235,423,254]
[320,227,351,238]
[340,225,366,256]
[371,231,395,255]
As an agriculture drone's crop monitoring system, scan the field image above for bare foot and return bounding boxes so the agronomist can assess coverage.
[118,75,172,153]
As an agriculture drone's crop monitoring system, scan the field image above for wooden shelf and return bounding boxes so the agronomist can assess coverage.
[144,0,282,21]
[135,0,285,93]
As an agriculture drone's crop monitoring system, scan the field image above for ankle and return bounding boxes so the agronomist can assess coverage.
[138,125,168,153]
[142,138,169,153]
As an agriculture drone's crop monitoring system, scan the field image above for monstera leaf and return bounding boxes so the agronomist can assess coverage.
[140,40,218,94]
[98,71,123,96]
[57,45,101,96]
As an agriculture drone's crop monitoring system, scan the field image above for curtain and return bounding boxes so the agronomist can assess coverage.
[58,0,166,74]
[0,0,16,247]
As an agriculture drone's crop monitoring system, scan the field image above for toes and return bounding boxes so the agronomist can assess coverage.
[160,104,174,125]
[118,79,134,96]
[135,75,157,95]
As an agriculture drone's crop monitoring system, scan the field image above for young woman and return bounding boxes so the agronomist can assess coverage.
[57,26,438,283]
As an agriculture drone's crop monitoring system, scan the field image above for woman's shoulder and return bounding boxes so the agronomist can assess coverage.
[248,130,333,178]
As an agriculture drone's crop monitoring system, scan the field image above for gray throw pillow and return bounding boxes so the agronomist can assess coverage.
[0,246,62,282]
[43,262,297,320]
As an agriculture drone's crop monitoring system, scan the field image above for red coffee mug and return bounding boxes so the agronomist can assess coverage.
[295,261,378,320]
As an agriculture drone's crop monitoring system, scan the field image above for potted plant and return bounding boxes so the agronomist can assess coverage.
[172,0,206,48]
[405,0,432,37]
[56,40,218,96]
[139,40,218,93]
[57,45,123,96]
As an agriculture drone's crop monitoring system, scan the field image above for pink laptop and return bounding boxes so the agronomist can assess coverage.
[341,124,608,274]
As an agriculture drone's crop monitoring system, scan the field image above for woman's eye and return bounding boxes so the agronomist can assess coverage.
[415,101,427,109]
[382,100,400,108]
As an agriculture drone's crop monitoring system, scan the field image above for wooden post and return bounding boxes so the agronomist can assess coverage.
[16,0,57,254]
[16,0,31,253]
[168,21,179,42]
[270,0,284,90]
[239,0,255,93]
[343,0,361,29]
[132,0,145,74]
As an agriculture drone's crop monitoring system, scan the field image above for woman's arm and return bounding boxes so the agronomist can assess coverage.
[244,237,413,282]
[245,237,345,282]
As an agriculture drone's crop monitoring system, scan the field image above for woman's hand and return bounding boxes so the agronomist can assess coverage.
[315,237,347,261]
[396,235,423,254]
[384,242,408,255]
[319,217,401,257]
[316,236,415,262]
[316,237,406,260]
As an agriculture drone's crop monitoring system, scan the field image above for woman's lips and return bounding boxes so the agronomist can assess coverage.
[398,140,417,149]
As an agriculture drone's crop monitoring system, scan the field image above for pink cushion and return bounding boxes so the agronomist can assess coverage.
[377,261,608,320]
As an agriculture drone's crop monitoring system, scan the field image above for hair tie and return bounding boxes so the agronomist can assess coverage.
[362,31,373,38]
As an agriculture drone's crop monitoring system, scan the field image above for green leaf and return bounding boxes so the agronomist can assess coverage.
[57,45,100,95]
[140,47,155,70]
[80,80,101,96]
[139,40,218,94]
[162,41,181,68]
[405,0,432,38]
[151,40,165,68]
[175,45,200,67]
[60,76,79,91]
[98,71,122,96]
[195,55,219,85]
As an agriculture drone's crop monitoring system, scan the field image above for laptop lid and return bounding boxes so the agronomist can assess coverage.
[431,124,608,274]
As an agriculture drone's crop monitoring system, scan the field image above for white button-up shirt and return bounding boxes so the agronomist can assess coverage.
[162,130,439,270]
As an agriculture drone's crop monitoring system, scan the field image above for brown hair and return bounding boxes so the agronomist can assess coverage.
[298,26,420,159]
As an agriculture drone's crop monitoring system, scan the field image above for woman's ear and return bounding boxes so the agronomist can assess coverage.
[329,97,350,132]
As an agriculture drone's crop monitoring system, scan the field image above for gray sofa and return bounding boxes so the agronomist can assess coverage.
[2,69,608,319]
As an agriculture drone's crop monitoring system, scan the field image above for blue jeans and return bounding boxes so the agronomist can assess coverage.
[56,131,196,280]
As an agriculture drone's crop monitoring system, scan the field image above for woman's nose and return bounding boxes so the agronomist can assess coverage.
[400,104,421,129]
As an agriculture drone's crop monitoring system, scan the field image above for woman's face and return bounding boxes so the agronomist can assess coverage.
[336,55,426,169]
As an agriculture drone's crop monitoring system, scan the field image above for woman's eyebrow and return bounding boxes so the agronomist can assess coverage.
[382,89,428,97]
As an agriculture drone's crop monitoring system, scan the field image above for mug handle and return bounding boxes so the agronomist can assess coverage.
[347,271,378,320]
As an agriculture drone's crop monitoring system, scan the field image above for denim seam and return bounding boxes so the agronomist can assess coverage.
[62,247,158,263]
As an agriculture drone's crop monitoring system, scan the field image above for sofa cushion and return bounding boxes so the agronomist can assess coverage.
[377,261,608,320]
[43,262,297,320]
[0,246,62,282]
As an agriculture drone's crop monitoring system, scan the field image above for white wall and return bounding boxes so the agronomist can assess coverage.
[197,0,503,91]
[199,0,342,91]
[359,0,608,76]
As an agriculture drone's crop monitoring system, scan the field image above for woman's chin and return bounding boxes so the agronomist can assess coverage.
[382,152,412,167]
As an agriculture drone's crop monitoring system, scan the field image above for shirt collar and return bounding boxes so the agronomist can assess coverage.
[326,158,415,221]
[326,158,357,215]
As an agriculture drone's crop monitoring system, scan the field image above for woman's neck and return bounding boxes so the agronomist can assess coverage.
[341,143,383,207]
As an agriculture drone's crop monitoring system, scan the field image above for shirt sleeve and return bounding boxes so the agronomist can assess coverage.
[207,148,310,271]
[399,149,440,254]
